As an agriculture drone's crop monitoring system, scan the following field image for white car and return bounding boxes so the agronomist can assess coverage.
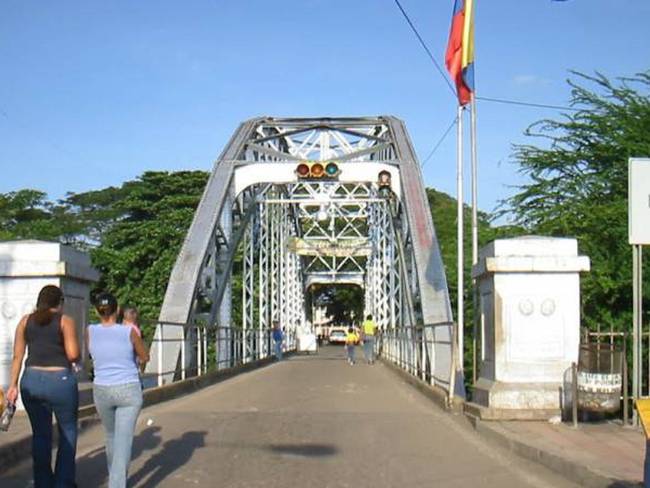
[328,329,347,345]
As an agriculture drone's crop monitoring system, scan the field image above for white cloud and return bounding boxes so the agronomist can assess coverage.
[512,74,552,86]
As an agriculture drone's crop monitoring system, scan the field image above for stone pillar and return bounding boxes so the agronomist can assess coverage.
[0,240,99,401]
[471,237,590,419]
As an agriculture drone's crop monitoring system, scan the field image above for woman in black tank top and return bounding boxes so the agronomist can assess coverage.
[7,285,80,488]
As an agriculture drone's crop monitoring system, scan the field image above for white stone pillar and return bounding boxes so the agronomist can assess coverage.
[0,241,99,404]
[471,237,590,419]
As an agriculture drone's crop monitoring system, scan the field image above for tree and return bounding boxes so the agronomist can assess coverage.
[500,71,650,332]
[0,189,82,242]
[79,171,210,335]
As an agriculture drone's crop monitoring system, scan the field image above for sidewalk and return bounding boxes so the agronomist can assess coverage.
[471,417,644,487]
[382,358,645,487]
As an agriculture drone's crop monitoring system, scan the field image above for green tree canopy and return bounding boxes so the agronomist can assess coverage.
[500,71,650,331]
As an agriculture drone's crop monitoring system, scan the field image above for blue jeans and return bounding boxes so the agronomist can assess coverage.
[93,382,143,488]
[363,336,375,363]
[346,345,355,363]
[20,367,79,488]
[274,340,283,361]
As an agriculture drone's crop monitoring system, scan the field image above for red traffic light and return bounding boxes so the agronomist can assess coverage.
[296,163,310,177]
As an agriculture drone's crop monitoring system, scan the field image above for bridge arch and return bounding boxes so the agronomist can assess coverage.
[146,116,462,400]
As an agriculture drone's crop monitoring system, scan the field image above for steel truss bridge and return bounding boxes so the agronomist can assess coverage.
[146,116,463,401]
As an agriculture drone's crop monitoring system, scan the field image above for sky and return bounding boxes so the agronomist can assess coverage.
[1,0,649,216]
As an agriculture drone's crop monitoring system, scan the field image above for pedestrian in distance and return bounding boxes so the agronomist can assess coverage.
[345,327,359,365]
[6,284,81,488]
[272,321,284,361]
[88,293,149,488]
[362,314,377,365]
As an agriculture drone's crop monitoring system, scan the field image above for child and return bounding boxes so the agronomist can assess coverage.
[345,327,358,365]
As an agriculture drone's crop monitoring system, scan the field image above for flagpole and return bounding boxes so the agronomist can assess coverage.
[470,93,479,384]
[457,104,464,371]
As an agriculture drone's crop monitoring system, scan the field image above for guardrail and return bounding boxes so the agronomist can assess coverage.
[377,321,457,399]
[142,321,296,387]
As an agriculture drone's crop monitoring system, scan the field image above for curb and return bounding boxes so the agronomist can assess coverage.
[379,356,640,487]
[0,355,278,474]
[468,417,641,487]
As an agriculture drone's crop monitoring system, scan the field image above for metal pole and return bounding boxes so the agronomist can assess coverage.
[634,244,641,424]
[470,95,479,386]
[157,324,163,387]
[181,326,186,380]
[623,332,630,425]
[457,104,465,371]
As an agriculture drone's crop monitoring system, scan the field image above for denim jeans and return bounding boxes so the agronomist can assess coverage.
[20,367,79,488]
[93,382,143,488]
[274,340,283,361]
[346,345,355,363]
[363,336,375,363]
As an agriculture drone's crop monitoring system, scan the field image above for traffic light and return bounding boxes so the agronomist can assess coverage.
[377,170,392,196]
[295,161,340,179]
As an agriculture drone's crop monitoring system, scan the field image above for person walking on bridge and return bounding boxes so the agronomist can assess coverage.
[272,321,284,361]
[7,285,80,488]
[345,327,359,365]
[88,293,149,488]
[362,315,377,365]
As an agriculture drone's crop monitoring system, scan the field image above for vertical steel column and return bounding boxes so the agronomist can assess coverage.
[258,201,269,358]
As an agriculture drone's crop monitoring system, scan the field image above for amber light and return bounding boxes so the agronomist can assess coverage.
[311,163,325,178]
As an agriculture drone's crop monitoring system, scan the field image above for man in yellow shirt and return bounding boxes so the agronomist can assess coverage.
[362,314,377,365]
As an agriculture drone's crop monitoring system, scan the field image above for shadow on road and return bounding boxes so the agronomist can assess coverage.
[266,443,338,458]
[128,430,207,487]
[75,425,163,486]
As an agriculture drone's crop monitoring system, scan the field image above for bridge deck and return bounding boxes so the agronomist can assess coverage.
[2,347,577,487]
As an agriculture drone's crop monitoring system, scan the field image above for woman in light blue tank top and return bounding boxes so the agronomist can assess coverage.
[88,292,149,488]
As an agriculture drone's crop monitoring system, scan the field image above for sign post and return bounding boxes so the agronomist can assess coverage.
[629,158,650,424]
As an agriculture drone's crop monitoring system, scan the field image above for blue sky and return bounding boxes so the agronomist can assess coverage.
[1,0,649,216]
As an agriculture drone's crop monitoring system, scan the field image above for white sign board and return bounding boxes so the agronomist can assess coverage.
[629,158,650,245]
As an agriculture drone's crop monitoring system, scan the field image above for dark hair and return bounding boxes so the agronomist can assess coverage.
[366,314,372,320]
[348,327,354,333]
[94,292,118,318]
[32,285,64,325]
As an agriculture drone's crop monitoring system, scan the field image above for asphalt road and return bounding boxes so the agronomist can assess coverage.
[1,346,579,487]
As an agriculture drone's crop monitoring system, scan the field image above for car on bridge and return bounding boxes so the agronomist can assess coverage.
[328,328,347,345]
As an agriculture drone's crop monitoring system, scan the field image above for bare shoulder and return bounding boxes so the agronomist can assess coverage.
[60,314,77,327]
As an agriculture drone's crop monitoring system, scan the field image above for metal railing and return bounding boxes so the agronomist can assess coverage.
[145,321,296,387]
[579,331,630,424]
[378,321,457,398]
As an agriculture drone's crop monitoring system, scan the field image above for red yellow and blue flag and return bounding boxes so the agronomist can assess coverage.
[445,0,475,106]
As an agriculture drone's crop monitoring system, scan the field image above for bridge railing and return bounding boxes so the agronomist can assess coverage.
[378,321,456,392]
[142,321,296,387]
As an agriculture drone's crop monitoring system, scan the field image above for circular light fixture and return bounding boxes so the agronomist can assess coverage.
[325,162,339,176]
[311,163,325,178]
[378,170,392,187]
[296,163,310,177]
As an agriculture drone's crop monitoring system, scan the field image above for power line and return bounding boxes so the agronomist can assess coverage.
[476,95,579,112]
[421,114,458,167]
[393,0,457,98]
[393,2,580,113]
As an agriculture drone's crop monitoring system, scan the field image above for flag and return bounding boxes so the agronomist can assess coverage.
[445,0,475,105]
